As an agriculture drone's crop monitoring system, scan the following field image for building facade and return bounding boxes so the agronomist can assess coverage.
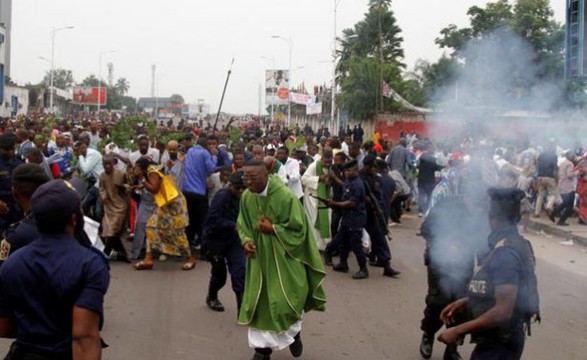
[0,0,11,77]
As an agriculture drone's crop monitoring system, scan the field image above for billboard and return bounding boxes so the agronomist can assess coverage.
[265,69,290,105]
[72,87,107,105]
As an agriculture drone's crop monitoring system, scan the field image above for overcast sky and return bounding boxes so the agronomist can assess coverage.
[11,0,565,114]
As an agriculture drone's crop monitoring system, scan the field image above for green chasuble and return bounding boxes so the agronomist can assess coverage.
[237,175,327,332]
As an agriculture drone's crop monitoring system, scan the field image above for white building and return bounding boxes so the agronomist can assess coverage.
[0,0,11,77]
[0,85,28,117]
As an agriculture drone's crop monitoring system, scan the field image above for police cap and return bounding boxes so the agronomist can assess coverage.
[0,133,16,149]
[31,180,81,234]
[12,164,50,186]
[488,187,525,224]
[343,159,359,170]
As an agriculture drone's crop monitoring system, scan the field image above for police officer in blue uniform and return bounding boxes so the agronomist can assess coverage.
[0,133,24,234]
[324,160,370,279]
[203,171,247,312]
[0,179,110,360]
[0,164,50,264]
[361,154,400,278]
[438,188,539,360]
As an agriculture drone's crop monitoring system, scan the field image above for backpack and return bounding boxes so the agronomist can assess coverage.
[502,236,542,336]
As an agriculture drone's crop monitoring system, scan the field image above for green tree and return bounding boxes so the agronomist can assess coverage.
[43,68,75,89]
[336,0,407,119]
[170,94,185,104]
[114,77,130,95]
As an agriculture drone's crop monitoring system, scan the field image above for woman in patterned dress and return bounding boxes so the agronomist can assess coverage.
[133,157,196,270]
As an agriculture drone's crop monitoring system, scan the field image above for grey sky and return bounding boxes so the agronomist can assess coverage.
[11,0,564,114]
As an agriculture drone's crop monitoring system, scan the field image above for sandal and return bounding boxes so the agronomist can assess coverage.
[182,259,196,271]
[134,260,154,270]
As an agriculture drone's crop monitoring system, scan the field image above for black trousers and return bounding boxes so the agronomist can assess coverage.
[183,191,209,247]
[554,192,576,223]
[365,214,391,263]
[420,266,468,335]
[330,208,343,238]
[470,328,525,360]
[329,226,366,269]
[208,241,246,298]
[390,194,410,223]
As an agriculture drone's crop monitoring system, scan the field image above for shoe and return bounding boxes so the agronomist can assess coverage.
[251,353,270,360]
[133,260,153,270]
[333,262,349,273]
[369,260,386,268]
[352,268,369,279]
[383,266,401,278]
[420,332,434,359]
[289,333,303,357]
[206,297,225,312]
[545,209,555,223]
[557,221,570,226]
[182,256,196,271]
[323,252,333,267]
[158,254,168,262]
[443,346,463,360]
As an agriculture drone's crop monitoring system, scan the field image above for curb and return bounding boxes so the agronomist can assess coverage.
[527,220,587,247]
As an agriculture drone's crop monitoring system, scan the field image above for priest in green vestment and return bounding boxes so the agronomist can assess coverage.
[238,160,326,360]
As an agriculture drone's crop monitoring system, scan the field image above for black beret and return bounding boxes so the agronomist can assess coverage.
[31,180,81,220]
[229,171,245,187]
[0,133,16,149]
[343,159,359,170]
[12,164,50,185]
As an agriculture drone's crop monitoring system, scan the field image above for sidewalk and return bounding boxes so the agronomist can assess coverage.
[528,215,587,247]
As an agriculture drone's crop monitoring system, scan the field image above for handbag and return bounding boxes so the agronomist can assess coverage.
[153,170,180,208]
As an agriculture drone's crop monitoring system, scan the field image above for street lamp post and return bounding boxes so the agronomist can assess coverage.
[49,26,74,113]
[271,35,292,128]
[97,50,115,114]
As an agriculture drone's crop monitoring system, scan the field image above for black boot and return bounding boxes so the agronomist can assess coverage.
[289,332,303,358]
[206,296,225,312]
[252,348,272,360]
[383,265,401,278]
[420,332,434,359]
[323,251,333,266]
[443,345,463,360]
[333,261,349,273]
[352,267,369,280]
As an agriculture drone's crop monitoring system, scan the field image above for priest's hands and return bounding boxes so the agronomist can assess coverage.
[244,241,256,258]
[257,217,275,234]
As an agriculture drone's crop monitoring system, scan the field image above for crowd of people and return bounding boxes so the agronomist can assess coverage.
[0,111,579,360]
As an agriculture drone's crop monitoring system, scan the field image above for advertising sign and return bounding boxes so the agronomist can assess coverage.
[72,87,107,105]
[306,102,322,115]
[265,69,290,105]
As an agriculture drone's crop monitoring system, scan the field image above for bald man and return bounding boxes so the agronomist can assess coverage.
[165,140,184,189]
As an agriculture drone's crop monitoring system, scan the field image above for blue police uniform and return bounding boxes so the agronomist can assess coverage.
[0,179,110,359]
[0,212,39,264]
[0,156,24,233]
[325,175,367,269]
[202,185,245,310]
[361,172,392,264]
[468,225,526,360]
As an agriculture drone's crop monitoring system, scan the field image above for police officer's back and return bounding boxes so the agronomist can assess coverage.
[0,133,24,234]
[0,180,110,360]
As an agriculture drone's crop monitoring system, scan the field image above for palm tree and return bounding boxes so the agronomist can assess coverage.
[115,78,130,95]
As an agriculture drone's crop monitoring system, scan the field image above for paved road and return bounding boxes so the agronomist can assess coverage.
[0,214,586,359]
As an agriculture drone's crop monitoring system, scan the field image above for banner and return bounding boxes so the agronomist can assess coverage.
[265,69,290,105]
[290,92,315,105]
[72,87,107,105]
[306,102,322,115]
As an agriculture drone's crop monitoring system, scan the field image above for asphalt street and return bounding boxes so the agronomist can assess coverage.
[0,213,586,360]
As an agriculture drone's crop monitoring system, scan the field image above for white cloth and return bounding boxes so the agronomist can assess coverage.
[284,157,303,199]
[301,161,331,250]
[129,148,161,166]
[341,141,349,156]
[248,320,302,351]
[78,148,104,188]
[276,162,288,184]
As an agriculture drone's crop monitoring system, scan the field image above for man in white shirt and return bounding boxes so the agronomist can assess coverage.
[129,135,160,166]
[76,141,105,221]
[341,135,351,156]
[276,146,303,201]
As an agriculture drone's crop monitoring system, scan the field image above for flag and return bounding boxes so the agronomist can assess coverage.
[381,81,393,98]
